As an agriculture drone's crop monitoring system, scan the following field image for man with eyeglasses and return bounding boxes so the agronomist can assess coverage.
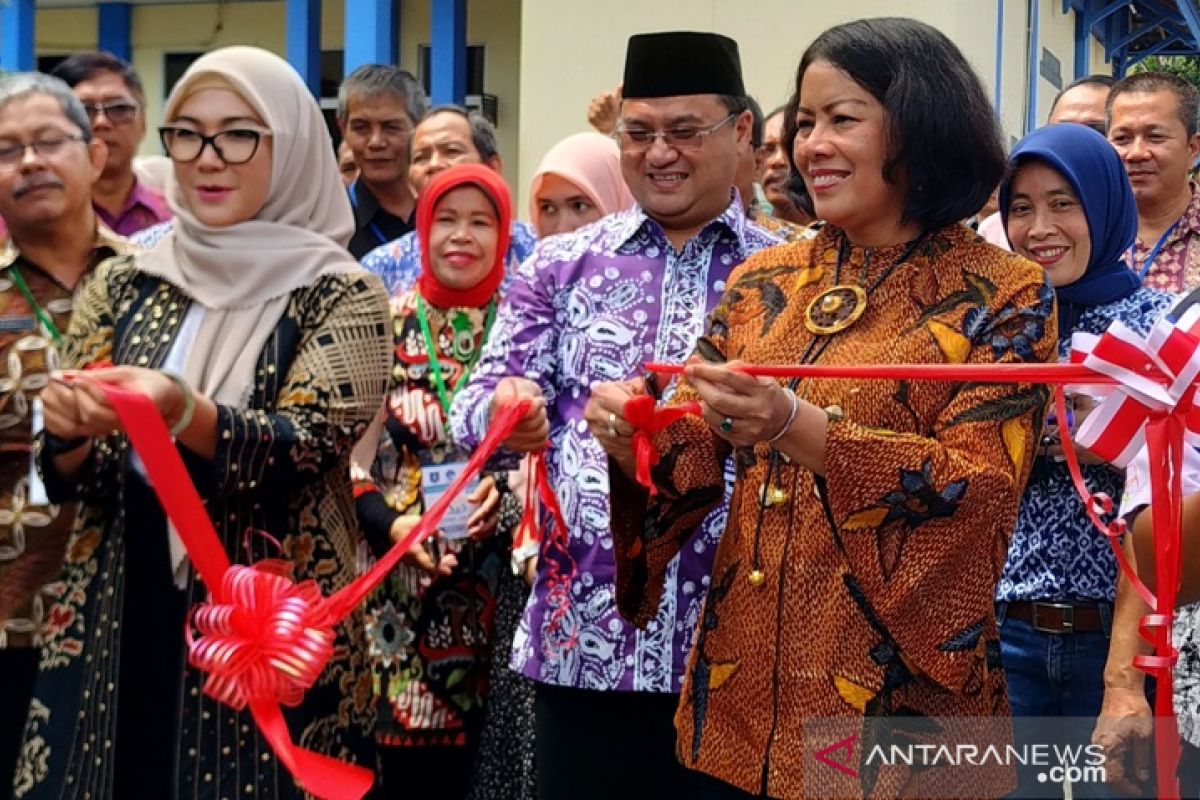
[448,32,778,799]
[50,52,170,237]
[337,64,429,258]
[0,72,137,800]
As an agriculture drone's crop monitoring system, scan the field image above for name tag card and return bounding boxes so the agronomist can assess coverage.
[421,459,478,540]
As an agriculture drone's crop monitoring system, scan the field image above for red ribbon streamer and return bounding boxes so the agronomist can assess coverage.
[87,381,539,800]
[637,358,1187,799]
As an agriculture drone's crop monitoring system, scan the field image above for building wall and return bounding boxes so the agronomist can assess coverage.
[31,0,524,192]
[515,0,1100,213]
[28,0,1113,220]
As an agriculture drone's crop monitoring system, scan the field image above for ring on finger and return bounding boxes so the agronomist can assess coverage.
[607,412,619,438]
[720,416,734,434]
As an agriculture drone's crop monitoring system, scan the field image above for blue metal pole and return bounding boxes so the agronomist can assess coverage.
[0,0,36,72]
[286,0,321,96]
[97,3,132,62]
[1027,0,1041,132]
[344,0,396,73]
[1075,2,1090,77]
[430,0,466,105]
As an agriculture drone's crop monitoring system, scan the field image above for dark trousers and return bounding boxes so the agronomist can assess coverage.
[0,648,37,800]
[534,682,731,800]
[380,743,476,800]
[1181,742,1200,799]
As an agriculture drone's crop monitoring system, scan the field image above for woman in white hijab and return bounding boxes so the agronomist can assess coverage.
[16,47,391,799]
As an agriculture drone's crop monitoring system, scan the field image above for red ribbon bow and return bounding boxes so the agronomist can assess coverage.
[622,394,701,495]
[90,382,541,799]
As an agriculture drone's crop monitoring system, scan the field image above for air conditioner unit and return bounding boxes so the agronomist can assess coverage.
[465,93,498,126]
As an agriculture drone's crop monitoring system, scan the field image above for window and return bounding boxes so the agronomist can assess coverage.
[37,55,68,74]
[163,52,204,98]
[417,44,485,97]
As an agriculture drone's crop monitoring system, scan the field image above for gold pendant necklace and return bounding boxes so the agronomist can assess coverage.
[805,284,868,335]
[803,235,923,337]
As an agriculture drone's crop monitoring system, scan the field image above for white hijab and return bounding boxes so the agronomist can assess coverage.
[136,46,362,406]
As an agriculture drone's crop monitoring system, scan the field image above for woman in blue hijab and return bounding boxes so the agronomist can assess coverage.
[994,122,1175,798]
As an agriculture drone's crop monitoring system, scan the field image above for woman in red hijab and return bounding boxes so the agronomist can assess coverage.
[350,164,512,798]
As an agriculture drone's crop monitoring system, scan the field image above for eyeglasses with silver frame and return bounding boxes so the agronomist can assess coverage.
[0,134,88,169]
[613,113,737,153]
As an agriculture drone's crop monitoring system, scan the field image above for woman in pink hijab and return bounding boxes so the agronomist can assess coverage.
[528,132,634,237]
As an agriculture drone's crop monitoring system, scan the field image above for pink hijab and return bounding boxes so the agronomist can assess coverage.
[528,132,634,230]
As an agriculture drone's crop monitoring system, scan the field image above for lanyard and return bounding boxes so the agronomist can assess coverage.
[1132,220,1180,280]
[347,181,390,247]
[8,265,62,345]
[414,293,496,419]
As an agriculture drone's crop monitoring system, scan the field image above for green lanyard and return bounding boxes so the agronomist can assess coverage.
[414,293,496,419]
[8,265,62,345]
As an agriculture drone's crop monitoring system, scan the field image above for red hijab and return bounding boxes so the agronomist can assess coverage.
[416,164,513,308]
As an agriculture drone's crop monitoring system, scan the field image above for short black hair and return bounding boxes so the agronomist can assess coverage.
[786,17,1006,233]
[1108,71,1200,137]
[742,96,764,148]
[417,104,500,162]
[50,51,144,102]
[1049,73,1114,116]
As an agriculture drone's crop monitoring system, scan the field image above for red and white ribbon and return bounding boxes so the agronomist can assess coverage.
[1070,303,1200,467]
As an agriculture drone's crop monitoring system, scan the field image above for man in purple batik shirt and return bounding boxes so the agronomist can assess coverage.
[50,52,170,236]
[449,31,779,800]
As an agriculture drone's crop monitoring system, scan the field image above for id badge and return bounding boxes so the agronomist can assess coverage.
[28,397,48,506]
[421,459,478,540]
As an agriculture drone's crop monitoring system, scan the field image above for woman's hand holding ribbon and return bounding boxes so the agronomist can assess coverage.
[685,360,829,472]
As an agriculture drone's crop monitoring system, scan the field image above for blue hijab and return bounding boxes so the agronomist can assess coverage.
[999,123,1141,336]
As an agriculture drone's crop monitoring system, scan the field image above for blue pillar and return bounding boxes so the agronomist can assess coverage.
[0,0,36,72]
[286,0,321,96]
[1074,4,1089,78]
[430,0,466,105]
[994,0,1005,113]
[1026,0,1041,132]
[344,0,396,73]
[97,3,132,63]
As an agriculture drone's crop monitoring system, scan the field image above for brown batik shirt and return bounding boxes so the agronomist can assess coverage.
[0,227,135,649]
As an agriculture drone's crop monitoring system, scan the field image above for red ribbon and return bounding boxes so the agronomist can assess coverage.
[639,316,1198,799]
[85,381,539,800]
[622,394,702,495]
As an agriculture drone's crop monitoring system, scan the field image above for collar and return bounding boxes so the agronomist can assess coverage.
[614,191,755,258]
[1176,181,1200,239]
[349,177,381,227]
[122,179,171,221]
[350,177,413,228]
[0,223,138,271]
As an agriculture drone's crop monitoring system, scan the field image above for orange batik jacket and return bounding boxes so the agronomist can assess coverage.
[611,223,1057,799]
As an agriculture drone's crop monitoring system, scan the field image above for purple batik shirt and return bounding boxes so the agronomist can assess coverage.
[449,199,780,692]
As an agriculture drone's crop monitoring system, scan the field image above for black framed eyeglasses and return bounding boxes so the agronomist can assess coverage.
[81,101,140,125]
[158,126,271,165]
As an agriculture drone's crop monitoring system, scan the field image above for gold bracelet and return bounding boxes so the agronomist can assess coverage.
[161,371,196,437]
